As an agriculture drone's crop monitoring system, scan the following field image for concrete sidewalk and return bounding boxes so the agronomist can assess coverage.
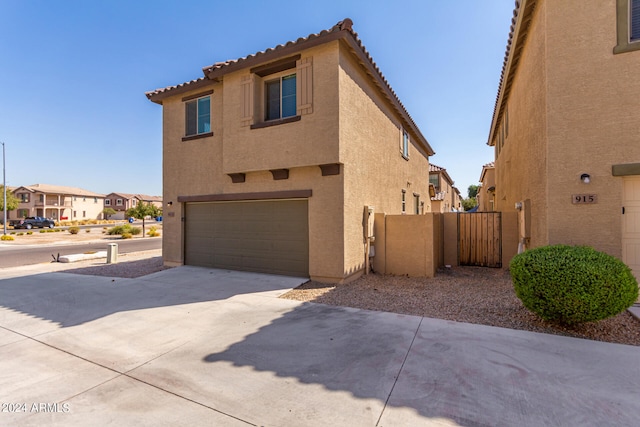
[0,264,638,426]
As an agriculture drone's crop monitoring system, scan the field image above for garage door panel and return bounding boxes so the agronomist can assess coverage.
[185,200,309,277]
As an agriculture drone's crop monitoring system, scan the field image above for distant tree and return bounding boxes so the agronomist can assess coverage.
[460,184,480,211]
[467,185,480,199]
[0,185,19,212]
[461,198,478,211]
[102,207,117,219]
[125,201,160,237]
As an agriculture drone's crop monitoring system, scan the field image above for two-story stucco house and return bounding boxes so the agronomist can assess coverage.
[146,19,435,283]
[488,0,640,279]
[10,184,105,221]
[104,193,163,220]
[477,162,496,212]
[428,164,460,212]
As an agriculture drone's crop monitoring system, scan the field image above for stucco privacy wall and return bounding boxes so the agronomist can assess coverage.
[493,0,548,249]
[339,42,431,279]
[544,0,640,257]
[382,214,440,277]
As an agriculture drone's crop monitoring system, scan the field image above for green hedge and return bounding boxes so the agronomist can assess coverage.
[510,245,638,324]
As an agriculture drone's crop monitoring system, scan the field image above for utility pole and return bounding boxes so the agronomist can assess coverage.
[2,142,6,236]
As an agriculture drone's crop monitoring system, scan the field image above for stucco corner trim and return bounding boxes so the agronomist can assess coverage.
[319,163,341,176]
[612,163,640,176]
[228,173,246,183]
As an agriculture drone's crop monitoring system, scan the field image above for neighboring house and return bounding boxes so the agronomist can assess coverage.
[146,18,435,283]
[477,162,496,212]
[487,0,640,279]
[429,164,458,212]
[10,184,105,221]
[104,193,163,220]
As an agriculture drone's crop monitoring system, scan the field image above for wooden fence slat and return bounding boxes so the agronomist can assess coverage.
[458,212,502,268]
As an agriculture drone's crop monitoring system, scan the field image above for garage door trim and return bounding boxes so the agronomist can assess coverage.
[178,189,312,203]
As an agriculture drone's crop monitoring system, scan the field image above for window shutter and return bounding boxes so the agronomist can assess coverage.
[240,74,255,126]
[632,0,640,41]
[296,57,313,115]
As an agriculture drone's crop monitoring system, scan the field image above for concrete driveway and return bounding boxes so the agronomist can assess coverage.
[0,266,638,426]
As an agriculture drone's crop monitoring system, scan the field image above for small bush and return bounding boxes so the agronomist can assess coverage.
[54,229,61,232]
[147,226,160,237]
[68,226,80,235]
[17,232,24,236]
[510,245,639,324]
[107,224,141,236]
[85,229,91,233]
[40,229,46,233]
[26,231,33,235]
[121,232,132,239]
[1,234,14,241]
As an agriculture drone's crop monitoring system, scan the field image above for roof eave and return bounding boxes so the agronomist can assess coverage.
[487,0,537,147]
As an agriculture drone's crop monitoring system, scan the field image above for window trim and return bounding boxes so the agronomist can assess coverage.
[614,0,640,53]
[401,129,410,160]
[264,72,297,122]
[183,93,212,139]
[105,199,111,206]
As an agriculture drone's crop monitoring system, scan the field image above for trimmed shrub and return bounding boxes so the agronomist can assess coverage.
[1,235,14,241]
[26,231,33,235]
[40,229,46,233]
[68,226,80,235]
[107,224,141,236]
[510,245,638,324]
[121,232,132,239]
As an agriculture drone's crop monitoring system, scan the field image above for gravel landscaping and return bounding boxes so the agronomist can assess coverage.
[280,267,640,346]
[60,253,639,346]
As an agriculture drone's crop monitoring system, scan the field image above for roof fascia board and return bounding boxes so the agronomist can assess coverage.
[488,0,537,146]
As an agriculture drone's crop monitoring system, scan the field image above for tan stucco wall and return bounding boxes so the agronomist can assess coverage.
[495,0,640,259]
[543,0,640,257]
[338,42,432,279]
[493,0,548,248]
[478,168,496,212]
[384,214,438,277]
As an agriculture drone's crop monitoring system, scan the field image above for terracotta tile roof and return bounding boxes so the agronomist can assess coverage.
[488,0,538,146]
[428,163,455,186]
[483,161,495,168]
[146,18,434,156]
[21,183,105,198]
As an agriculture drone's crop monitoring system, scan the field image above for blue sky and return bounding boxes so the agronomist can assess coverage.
[0,0,514,197]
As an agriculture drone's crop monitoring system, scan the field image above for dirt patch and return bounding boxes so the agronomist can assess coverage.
[281,267,640,346]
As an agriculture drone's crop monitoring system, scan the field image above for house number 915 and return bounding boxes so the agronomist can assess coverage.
[572,194,597,204]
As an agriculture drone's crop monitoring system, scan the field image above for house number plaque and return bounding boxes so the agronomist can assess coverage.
[572,194,597,204]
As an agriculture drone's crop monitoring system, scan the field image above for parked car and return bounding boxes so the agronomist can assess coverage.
[14,217,56,229]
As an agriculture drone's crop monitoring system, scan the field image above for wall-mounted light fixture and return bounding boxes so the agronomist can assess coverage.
[580,173,591,184]
[167,201,173,207]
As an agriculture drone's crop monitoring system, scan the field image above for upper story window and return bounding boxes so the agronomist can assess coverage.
[133,199,137,206]
[265,74,296,121]
[401,129,410,159]
[185,95,211,136]
[429,174,439,190]
[105,199,111,206]
[614,0,640,53]
[116,199,123,206]
[242,55,313,129]
[19,193,29,202]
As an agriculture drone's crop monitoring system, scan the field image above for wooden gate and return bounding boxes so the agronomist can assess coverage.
[458,212,502,268]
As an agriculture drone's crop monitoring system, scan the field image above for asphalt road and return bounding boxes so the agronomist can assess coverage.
[0,238,161,268]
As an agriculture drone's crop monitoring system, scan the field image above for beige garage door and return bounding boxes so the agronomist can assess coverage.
[185,200,309,277]
[623,177,640,283]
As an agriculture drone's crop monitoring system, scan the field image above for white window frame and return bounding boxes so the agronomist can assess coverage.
[615,0,640,53]
[105,199,111,206]
[185,95,211,137]
[401,129,410,159]
[264,72,297,121]
[116,199,123,206]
